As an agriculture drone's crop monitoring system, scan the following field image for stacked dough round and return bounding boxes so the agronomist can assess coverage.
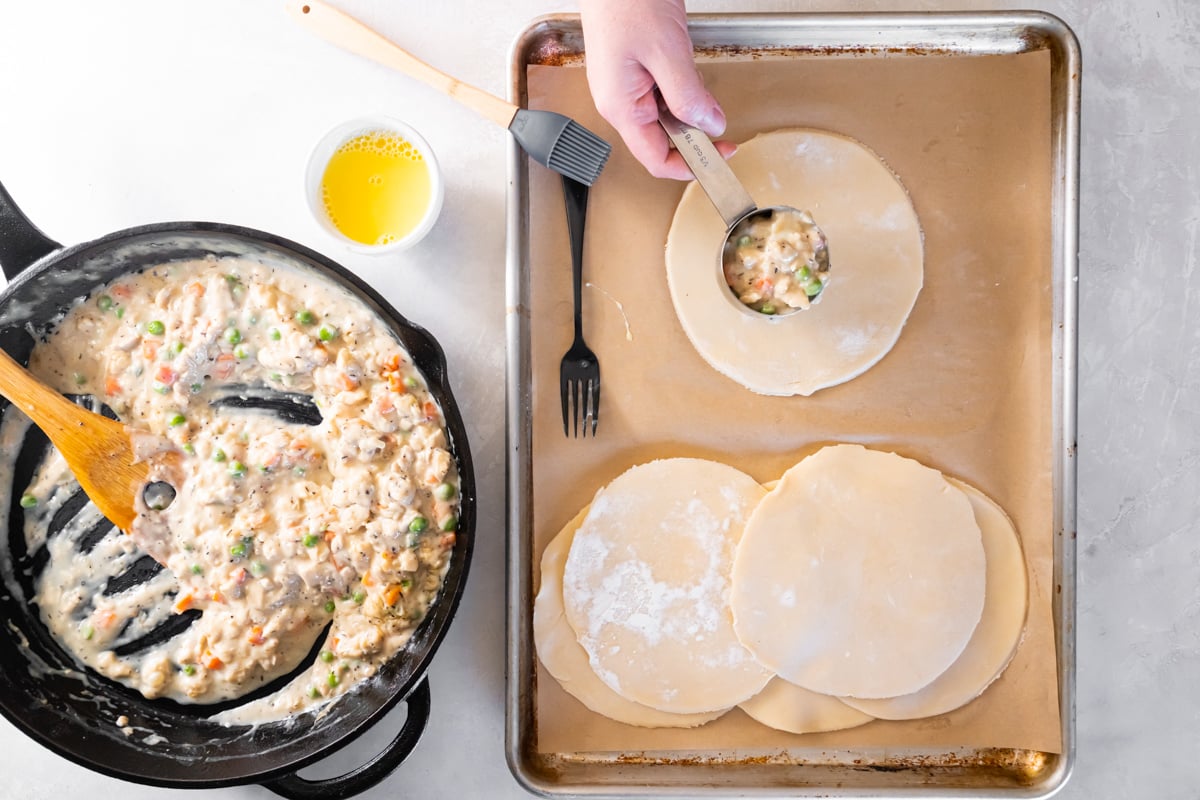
[534,446,1028,732]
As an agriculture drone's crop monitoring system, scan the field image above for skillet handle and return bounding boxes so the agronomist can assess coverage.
[262,678,432,800]
[0,180,61,282]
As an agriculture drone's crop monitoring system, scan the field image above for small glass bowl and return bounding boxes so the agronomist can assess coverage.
[304,115,444,255]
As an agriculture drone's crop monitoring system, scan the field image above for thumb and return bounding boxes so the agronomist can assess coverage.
[653,62,726,138]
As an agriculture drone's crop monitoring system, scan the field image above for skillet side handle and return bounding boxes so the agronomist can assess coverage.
[0,180,61,282]
[262,678,432,800]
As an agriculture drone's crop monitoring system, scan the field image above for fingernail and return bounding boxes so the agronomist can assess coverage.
[697,105,727,138]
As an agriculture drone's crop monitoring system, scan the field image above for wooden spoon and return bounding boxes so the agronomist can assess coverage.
[0,348,163,533]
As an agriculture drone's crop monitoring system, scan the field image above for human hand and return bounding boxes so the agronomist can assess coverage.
[579,0,736,180]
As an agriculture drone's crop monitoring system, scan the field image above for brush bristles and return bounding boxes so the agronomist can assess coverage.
[547,122,612,187]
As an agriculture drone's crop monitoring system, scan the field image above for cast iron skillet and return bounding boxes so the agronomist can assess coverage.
[0,180,474,799]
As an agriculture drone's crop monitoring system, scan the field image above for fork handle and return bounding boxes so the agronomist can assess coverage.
[561,177,589,341]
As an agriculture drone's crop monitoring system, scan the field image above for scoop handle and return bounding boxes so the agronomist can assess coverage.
[658,109,756,228]
[286,0,518,128]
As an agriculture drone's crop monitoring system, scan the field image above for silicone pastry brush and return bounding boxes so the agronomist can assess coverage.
[288,1,612,186]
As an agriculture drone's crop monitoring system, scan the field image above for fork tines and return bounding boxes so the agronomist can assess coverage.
[560,370,600,438]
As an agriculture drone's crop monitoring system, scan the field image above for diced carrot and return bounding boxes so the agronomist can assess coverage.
[186,282,205,297]
[263,454,282,471]
[288,438,310,452]
[95,609,119,629]
[156,365,176,385]
[111,284,131,299]
[387,374,406,393]
[211,590,225,603]
[214,352,236,379]
[377,397,395,415]
[248,626,264,646]
[339,373,360,392]
[323,530,336,543]
[422,401,438,419]
[174,594,194,613]
[383,584,403,607]
[440,532,457,550]
[141,340,160,360]
[105,375,122,396]
[361,571,375,587]
[206,654,224,670]
[232,567,248,584]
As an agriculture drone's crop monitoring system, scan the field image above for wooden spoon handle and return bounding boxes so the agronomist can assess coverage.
[0,347,91,442]
[287,0,518,129]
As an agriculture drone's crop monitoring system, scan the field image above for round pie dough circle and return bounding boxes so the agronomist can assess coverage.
[841,479,1028,719]
[534,506,727,728]
[730,444,985,698]
[739,676,874,735]
[665,129,923,396]
[562,459,774,714]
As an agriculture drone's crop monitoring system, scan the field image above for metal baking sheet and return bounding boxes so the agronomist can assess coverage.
[506,12,1078,797]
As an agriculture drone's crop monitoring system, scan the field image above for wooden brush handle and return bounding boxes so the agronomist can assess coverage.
[287,0,518,128]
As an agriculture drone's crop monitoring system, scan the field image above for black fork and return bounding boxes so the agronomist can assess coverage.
[558,176,600,437]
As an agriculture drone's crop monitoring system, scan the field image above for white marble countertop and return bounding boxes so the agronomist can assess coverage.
[0,1,1196,798]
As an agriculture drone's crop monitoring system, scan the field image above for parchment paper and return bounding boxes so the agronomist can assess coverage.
[526,49,1061,757]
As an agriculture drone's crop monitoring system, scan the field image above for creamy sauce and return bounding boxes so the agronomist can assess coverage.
[15,256,458,723]
[722,208,829,314]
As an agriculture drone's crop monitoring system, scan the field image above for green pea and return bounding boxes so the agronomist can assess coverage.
[224,327,242,345]
[73,372,87,386]
[190,564,203,574]
[97,294,114,311]
[229,461,247,478]
[295,310,316,325]
[408,516,428,533]
[797,265,813,282]
[318,325,338,342]
[153,382,169,395]
[168,413,187,427]
[190,382,203,393]
[270,328,282,341]
[434,482,456,501]
[182,664,196,676]
[804,280,824,297]
[213,448,226,462]
[320,650,334,663]
[303,533,320,547]
[270,372,283,383]
[352,590,366,604]
[327,671,339,688]
[405,532,420,549]
[293,466,307,477]
[230,542,247,558]
[760,304,776,315]
[182,443,196,455]
[736,234,753,247]
[235,345,249,360]
[146,320,165,336]
[170,341,185,357]
[82,624,94,641]
[441,515,459,532]
[115,306,125,319]
[19,494,37,509]
[250,561,268,577]
[403,375,419,389]
[307,686,321,699]
[324,600,336,614]
[258,464,270,474]
[400,578,412,589]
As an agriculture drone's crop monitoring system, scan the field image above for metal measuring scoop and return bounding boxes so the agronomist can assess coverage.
[658,109,831,316]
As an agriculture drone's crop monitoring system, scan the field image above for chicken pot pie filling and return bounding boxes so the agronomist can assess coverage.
[11,256,459,723]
